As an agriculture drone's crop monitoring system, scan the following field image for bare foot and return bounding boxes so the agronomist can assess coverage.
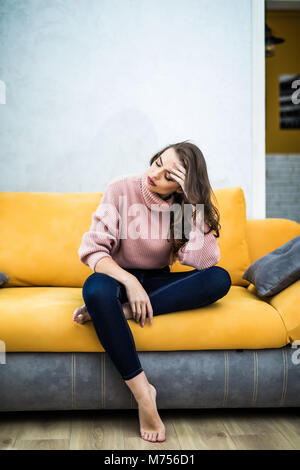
[73,304,91,324]
[122,302,133,320]
[138,384,166,442]
[73,302,133,324]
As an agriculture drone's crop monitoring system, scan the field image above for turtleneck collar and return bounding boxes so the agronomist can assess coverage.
[139,170,175,212]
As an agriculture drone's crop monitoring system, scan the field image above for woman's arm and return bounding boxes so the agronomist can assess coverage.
[94,256,136,286]
[78,181,121,272]
[177,218,221,270]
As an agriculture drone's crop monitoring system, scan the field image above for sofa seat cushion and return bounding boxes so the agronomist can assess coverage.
[0,286,289,351]
[248,280,300,342]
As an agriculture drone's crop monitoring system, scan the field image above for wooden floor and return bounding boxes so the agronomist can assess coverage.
[0,407,300,450]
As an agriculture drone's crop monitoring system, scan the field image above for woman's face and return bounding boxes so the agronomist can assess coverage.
[146,148,184,199]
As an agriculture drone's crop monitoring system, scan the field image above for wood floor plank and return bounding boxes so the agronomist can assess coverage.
[265,415,300,450]
[171,410,236,450]
[0,408,299,450]
[14,411,71,441]
[221,409,289,437]
[0,413,27,450]
[229,432,294,450]
[14,439,69,450]
[70,410,124,450]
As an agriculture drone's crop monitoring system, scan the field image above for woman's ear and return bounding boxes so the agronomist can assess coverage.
[176,187,184,194]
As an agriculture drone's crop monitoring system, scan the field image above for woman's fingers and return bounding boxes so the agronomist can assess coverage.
[147,300,153,325]
[130,302,136,319]
[175,161,186,173]
[128,296,153,327]
[140,302,147,327]
[135,302,142,323]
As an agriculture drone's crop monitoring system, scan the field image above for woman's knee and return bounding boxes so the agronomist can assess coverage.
[195,266,231,299]
[212,266,231,298]
[82,272,119,304]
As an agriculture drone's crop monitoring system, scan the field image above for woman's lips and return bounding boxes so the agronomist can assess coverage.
[147,176,156,186]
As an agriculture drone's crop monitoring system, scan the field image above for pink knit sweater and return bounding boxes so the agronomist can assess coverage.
[78,170,220,272]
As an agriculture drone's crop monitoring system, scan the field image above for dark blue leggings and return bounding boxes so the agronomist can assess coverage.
[82,265,231,381]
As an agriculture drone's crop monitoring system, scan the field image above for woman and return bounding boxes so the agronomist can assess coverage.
[75,140,231,443]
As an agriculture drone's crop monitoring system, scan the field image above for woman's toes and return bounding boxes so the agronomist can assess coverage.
[73,307,83,321]
[73,306,91,324]
[157,432,166,442]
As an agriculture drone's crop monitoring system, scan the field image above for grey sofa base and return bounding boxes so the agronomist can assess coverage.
[1,345,300,411]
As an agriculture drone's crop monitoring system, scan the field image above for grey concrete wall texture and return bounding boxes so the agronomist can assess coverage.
[266,154,300,224]
[0,0,253,215]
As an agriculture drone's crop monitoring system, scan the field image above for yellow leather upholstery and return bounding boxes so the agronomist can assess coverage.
[0,191,100,288]
[0,186,251,288]
[0,285,288,352]
[266,280,300,343]
[0,188,299,351]
[246,218,300,263]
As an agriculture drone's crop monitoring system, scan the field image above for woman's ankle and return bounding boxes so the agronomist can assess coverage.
[124,371,152,402]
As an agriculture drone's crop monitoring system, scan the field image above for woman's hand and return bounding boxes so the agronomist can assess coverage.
[170,161,197,213]
[169,161,188,199]
[170,161,204,223]
[124,276,154,327]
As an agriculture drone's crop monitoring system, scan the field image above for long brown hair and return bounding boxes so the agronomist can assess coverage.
[149,140,221,265]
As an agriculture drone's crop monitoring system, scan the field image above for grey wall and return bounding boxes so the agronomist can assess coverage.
[266,154,300,224]
[0,0,253,217]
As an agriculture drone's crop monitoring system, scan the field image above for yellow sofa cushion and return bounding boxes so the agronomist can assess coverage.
[246,218,300,342]
[0,187,250,287]
[266,280,300,343]
[0,286,288,352]
[0,191,99,288]
[246,218,300,264]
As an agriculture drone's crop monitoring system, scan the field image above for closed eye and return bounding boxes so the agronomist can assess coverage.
[155,160,173,181]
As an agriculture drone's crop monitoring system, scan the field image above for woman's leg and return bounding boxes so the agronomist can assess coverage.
[82,272,144,381]
[82,266,231,379]
[82,270,166,443]
[142,266,231,316]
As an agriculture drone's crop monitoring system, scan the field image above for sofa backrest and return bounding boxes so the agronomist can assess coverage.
[246,218,300,263]
[0,187,252,288]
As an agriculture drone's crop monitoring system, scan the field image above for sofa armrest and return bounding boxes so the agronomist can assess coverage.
[265,280,300,343]
[246,218,300,264]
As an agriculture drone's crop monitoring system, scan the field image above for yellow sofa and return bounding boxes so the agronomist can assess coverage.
[1,187,300,352]
[0,187,300,411]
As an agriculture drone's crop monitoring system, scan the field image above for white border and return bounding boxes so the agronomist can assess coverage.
[251,0,266,218]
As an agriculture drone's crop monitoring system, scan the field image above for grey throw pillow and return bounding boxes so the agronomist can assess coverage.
[242,235,300,297]
[0,271,9,286]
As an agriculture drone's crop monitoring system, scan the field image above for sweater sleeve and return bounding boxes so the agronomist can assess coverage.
[177,218,220,270]
[78,182,121,272]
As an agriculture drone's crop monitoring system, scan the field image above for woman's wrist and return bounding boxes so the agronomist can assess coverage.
[123,273,137,286]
